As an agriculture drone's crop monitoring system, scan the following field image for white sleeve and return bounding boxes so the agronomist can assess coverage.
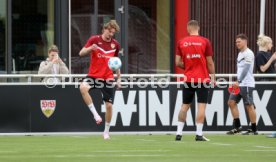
[244,52,254,64]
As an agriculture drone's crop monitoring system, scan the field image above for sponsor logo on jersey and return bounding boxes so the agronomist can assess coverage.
[183,42,202,47]
[187,54,201,59]
[184,42,189,47]
[191,54,201,58]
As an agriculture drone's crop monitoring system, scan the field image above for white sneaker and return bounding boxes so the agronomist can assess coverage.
[103,133,110,140]
[195,135,210,141]
[94,115,102,125]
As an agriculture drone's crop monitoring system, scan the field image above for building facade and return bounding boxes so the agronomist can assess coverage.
[0,0,275,75]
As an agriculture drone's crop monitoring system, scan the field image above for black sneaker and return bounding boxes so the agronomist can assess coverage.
[175,135,182,141]
[242,129,258,135]
[226,127,242,135]
[195,135,210,141]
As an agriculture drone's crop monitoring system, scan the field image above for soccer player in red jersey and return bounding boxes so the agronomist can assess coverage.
[175,20,216,141]
[79,20,121,140]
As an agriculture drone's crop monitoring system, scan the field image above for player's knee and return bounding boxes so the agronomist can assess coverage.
[228,100,236,108]
[80,83,89,94]
[105,102,112,110]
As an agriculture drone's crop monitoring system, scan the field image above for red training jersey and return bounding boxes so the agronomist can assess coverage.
[84,35,120,80]
[177,35,213,83]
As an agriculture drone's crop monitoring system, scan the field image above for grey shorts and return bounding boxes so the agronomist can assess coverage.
[229,86,254,105]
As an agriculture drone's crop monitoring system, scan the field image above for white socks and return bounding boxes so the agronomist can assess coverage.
[88,103,99,118]
[104,122,110,134]
[196,123,203,136]
[176,121,185,135]
[176,122,204,136]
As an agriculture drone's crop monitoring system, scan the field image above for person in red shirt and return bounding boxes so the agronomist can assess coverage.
[175,20,216,141]
[79,20,121,140]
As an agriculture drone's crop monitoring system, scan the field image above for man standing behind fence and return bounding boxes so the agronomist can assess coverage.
[227,34,258,135]
[175,20,216,141]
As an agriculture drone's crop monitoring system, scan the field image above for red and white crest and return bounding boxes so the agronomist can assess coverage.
[111,43,116,49]
[40,100,56,118]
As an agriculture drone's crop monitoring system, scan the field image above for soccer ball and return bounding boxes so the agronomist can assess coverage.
[108,57,122,71]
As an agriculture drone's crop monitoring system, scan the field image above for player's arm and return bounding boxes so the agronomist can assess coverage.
[175,55,184,69]
[238,64,251,83]
[205,39,216,84]
[79,44,98,57]
[238,54,253,83]
[116,69,121,89]
[206,56,216,83]
[259,52,276,72]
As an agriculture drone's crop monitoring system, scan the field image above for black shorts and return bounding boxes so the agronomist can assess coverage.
[83,77,115,103]
[182,83,209,104]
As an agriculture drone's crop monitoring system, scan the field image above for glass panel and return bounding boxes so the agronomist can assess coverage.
[0,0,6,74]
[12,0,55,73]
[128,0,170,74]
[71,0,115,74]
[71,0,94,74]
[97,0,114,33]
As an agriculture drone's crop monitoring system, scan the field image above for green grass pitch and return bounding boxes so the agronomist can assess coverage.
[0,134,276,162]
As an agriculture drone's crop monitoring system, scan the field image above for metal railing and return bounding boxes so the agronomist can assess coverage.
[0,74,276,85]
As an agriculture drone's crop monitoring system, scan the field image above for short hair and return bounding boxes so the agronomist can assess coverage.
[103,20,120,32]
[257,34,272,47]
[236,34,248,41]
[48,45,59,53]
[187,20,200,27]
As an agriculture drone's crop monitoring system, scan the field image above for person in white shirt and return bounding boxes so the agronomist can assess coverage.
[227,34,258,135]
[38,45,69,83]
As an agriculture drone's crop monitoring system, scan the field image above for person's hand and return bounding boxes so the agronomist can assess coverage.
[89,44,98,51]
[57,58,64,64]
[210,80,216,88]
[52,55,60,64]
[272,52,276,61]
[232,81,239,89]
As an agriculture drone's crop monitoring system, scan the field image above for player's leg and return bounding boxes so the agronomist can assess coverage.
[79,78,102,124]
[101,81,115,140]
[242,87,258,135]
[176,103,191,141]
[226,93,242,134]
[175,83,194,141]
[103,102,112,139]
[194,84,209,141]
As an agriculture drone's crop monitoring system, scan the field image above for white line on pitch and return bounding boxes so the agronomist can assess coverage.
[136,139,157,142]
[244,150,276,152]
[71,136,88,138]
[0,151,17,153]
[255,145,275,149]
[91,150,171,153]
[53,154,166,158]
[211,143,233,146]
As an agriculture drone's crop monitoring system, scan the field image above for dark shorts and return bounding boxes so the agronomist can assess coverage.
[182,83,209,104]
[83,77,115,103]
[229,86,254,105]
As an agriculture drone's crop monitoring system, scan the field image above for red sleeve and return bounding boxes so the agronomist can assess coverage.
[114,41,120,57]
[84,36,97,48]
[205,39,213,57]
[176,41,182,56]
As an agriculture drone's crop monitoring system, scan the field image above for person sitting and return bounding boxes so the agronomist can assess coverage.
[38,45,69,83]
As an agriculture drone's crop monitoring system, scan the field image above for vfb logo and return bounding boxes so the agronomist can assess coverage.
[40,100,56,118]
